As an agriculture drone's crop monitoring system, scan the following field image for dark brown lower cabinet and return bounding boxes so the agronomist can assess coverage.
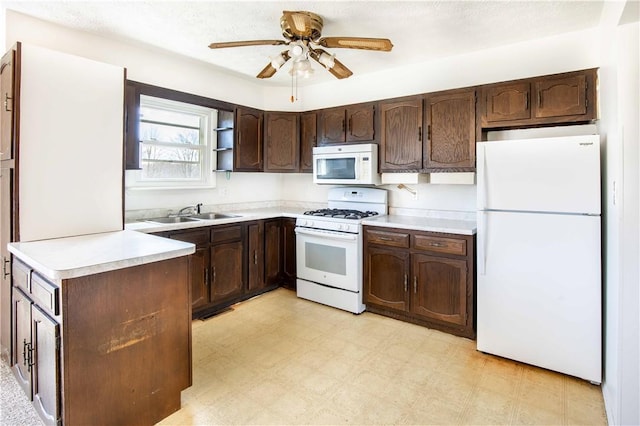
[11,255,191,426]
[210,235,244,304]
[161,218,294,319]
[364,226,475,338]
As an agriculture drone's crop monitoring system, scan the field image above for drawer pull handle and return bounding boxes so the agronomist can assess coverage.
[378,237,393,241]
[429,242,445,247]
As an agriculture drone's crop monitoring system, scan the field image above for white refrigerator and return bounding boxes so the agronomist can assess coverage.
[476,134,602,384]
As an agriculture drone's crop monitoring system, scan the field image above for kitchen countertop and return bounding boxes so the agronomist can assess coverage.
[361,215,477,235]
[8,230,195,281]
[125,207,309,233]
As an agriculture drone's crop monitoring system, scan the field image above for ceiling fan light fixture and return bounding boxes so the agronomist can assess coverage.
[317,51,335,69]
[270,53,287,70]
[290,59,314,78]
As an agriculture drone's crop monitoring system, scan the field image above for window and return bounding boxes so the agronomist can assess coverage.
[127,95,217,189]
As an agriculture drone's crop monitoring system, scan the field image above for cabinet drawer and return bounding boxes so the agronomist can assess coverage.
[31,273,60,316]
[413,235,466,256]
[169,228,209,247]
[211,225,242,243]
[12,259,31,293]
[366,230,409,248]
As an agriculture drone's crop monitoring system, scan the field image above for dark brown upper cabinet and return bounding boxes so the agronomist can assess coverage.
[299,112,317,173]
[318,103,375,145]
[235,107,263,171]
[424,89,476,171]
[264,112,299,172]
[480,68,597,129]
[379,96,423,172]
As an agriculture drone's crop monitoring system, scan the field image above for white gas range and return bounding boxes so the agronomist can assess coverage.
[295,187,388,314]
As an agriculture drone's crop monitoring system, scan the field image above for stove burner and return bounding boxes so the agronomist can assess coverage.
[303,208,380,220]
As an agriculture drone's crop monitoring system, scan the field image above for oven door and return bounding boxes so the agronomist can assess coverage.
[295,227,360,292]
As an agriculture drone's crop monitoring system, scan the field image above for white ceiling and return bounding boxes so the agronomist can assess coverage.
[3,1,606,86]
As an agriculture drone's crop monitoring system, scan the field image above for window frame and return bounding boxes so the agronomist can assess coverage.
[124,81,236,190]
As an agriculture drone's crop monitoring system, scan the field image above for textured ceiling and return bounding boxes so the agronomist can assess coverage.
[3,1,605,86]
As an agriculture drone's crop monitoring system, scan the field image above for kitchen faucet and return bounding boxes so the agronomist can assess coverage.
[176,203,203,216]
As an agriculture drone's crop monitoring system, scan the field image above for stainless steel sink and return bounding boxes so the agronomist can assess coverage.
[143,216,200,224]
[190,212,240,220]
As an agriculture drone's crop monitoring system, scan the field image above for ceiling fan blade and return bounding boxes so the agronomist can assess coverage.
[309,48,353,79]
[282,10,313,37]
[209,40,286,49]
[326,57,353,79]
[256,50,291,79]
[317,37,393,51]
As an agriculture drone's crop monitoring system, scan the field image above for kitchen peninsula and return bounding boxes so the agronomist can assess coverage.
[8,230,195,426]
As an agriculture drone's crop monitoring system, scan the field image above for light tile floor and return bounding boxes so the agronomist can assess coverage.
[159,288,607,425]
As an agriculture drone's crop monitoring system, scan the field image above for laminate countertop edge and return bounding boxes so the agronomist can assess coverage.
[8,230,195,281]
[361,215,477,235]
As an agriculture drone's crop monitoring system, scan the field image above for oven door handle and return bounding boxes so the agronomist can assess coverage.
[294,227,358,241]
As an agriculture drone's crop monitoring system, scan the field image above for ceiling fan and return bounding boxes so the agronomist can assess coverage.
[208,10,393,80]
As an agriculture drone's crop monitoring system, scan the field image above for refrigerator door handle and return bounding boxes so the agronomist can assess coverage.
[477,211,487,275]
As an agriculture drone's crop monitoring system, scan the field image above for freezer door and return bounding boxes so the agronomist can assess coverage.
[477,135,601,214]
[477,211,601,383]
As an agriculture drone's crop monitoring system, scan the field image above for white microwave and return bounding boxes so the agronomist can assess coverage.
[312,143,380,185]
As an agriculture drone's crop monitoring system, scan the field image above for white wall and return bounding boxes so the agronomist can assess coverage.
[599,13,640,425]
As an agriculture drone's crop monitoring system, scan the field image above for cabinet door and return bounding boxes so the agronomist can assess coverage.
[12,287,32,398]
[32,306,61,426]
[264,112,299,172]
[264,219,282,287]
[1,48,15,161]
[364,246,410,312]
[299,112,316,172]
[247,222,265,292]
[411,254,467,326]
[346,104,375,142]
[483,82,531,124]
[168,229,210,310]
[190,247,210,309]
[210,241,244,303]
[235,107,263,171]
[424,90,476,170]
[379,97,423,171]
[281,218,297,289]
[534,74,587,118]
[1,165,15,360]
[318,108,345,145]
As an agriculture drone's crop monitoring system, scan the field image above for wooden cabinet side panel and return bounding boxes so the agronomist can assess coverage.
[282,218,297,289]
[62,257,191,426]
[379,98,423,171]
[425,90,476,170]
